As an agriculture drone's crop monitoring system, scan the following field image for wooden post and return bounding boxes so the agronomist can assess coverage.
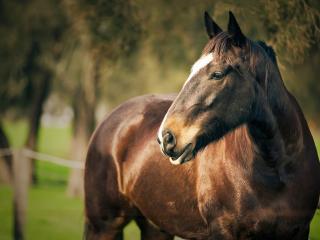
[13,149,30,240]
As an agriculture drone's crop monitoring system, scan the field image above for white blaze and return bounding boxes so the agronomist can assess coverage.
[158,53,214,143]
[185,53,214,84]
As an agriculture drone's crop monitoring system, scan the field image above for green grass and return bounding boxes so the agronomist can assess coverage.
[0,185,83,240]
[310,211,320,240]
[0,120,141,240]
[0,120,319,239]
[3,120,72,158]
[3,120,29,148]
[0,185,139,240]
[0,184,140,240]
[3,120,71,185]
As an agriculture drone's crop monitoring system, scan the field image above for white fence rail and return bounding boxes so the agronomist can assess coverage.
[0,147,84,240]
[0,148,84,169]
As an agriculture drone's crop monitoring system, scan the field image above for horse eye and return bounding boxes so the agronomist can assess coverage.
[209,71,224,80]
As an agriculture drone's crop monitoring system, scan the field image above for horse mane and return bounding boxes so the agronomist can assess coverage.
[201,32,272,75]
[256,41,277,64]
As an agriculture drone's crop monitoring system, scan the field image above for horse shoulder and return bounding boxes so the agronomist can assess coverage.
[87,94,175,191]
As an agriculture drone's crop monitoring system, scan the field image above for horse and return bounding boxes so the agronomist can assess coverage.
[84,11,320,240]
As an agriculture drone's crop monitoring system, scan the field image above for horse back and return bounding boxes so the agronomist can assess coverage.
[84,95,174,208]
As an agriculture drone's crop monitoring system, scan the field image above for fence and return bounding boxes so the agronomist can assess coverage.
[0,148,84,169]
[0,148,83,240]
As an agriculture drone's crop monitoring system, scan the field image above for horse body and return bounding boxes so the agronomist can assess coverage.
[85,94,319,240]
[84,12,320,240]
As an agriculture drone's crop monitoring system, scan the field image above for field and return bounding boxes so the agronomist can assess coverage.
[0,121,319,239]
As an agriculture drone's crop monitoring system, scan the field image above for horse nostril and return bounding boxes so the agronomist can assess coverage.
[163,131,176,154]
[164,131,174,144]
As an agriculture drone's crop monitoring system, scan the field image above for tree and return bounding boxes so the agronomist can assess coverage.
[0,0,67,184]
[262,0,320,122]
[57,0,143,196]
[0,3,68,239]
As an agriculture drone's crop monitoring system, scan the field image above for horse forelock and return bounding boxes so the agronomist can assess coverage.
[202,32,273,76]
[186,33,274,88]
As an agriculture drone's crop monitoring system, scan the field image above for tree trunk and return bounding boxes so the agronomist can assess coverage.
[66,91,96,197]
[66,107,89,197]
[25,71,51,185]
[66,52,99,197]
[13,149,30,240]
[0,121,12,184]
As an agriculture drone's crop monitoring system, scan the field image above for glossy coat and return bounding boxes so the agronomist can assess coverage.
[84,12,320,240]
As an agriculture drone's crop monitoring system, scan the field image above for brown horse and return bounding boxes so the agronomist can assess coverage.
[84,12,320,240]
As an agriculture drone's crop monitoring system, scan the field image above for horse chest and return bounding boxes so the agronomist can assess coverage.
[196,181,304,239]
[195,160,279,238]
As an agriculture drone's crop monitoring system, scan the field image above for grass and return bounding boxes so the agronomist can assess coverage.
[0,120,319,239]
[3,120,71,185]
[3,120,72,158]
[311,211,320,240]
[0,184,141,240]
[0,120,141,240]
[0,185,82,240]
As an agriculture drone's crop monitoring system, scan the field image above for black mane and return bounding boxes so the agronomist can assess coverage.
[256,40,277,64]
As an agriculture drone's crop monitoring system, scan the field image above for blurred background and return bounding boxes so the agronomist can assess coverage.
[0,0,319,239]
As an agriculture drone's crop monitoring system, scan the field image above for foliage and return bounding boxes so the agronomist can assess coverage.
[255,0,320,120]
[1,0,319,123]
[0,0,67,115]
[212,0,320,65]
[82,0,143,58]
[260,0,320,65]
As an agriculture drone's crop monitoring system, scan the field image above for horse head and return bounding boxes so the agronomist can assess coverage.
[157,11,281,165]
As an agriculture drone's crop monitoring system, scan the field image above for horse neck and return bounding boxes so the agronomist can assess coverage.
[266,64,303,156]
[248,64,303,169]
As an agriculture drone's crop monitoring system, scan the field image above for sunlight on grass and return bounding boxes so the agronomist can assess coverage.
[3,120,28,147]
[3,120,72,158]
[37,124,72,158]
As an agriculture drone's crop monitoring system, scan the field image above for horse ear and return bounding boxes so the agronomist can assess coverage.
[204,11,222,39]
[227,11,246,47]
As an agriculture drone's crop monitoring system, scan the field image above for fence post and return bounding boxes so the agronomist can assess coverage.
[13,149,30,240]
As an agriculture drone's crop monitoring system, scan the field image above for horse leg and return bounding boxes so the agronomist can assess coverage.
[84,151,133,240]
[294,225,310,240]
[84,216,129,240]
[135,216,174,240]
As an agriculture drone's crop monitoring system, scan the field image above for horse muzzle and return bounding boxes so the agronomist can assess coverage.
[157,130,195,165]
[168,143,194,165]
